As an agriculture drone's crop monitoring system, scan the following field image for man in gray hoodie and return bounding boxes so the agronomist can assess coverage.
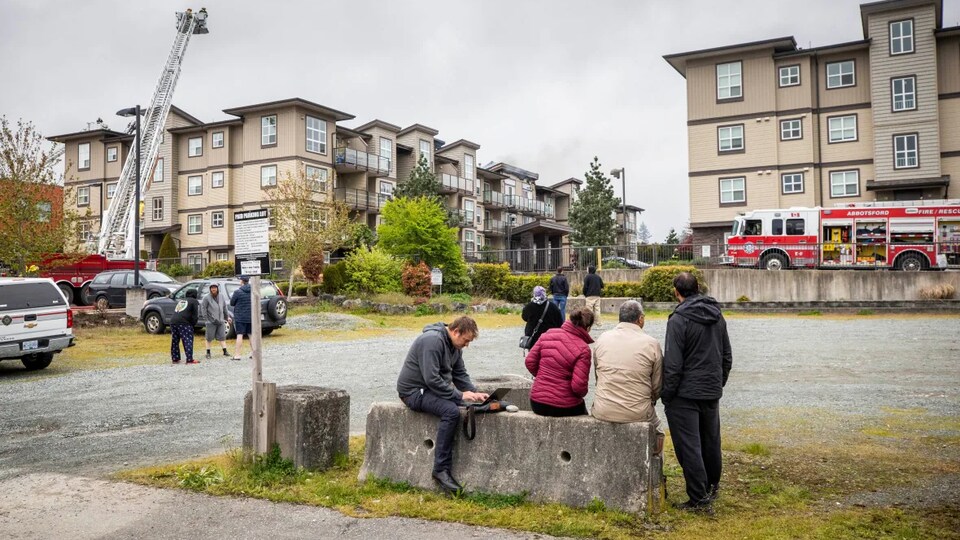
[397,316,488,494]
[200,283,230,360]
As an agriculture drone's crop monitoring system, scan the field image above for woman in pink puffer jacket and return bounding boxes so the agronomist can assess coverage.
[524,307,595,416]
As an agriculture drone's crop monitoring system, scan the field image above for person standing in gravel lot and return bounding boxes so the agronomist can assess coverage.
[662,272,732,515]
[397,316,488,495]
[583,266,604,327]
[229,276,252,361]
[170,289,200,365]
[548,267,569,320]
[200,284,230,360]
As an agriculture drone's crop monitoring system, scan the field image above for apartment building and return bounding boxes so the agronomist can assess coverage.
[615,205,645,246]
[664,0,960,245]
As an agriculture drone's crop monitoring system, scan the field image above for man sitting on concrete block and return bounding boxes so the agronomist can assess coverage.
[396,316,489,494]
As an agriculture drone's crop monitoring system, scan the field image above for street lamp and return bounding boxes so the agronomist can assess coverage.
[610,168,627,243]
[117,105,144,287]
[506,215,517,269]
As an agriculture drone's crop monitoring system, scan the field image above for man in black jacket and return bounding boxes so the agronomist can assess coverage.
[397,317,488,494]
[170,289,201,364]
[582,266,604,326]
[662,272,732,514]
[548,267,569,320]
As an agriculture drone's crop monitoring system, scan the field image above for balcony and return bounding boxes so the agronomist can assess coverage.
[617,220,638,233]
[334,147,390,177]
[482,219,506,236]
[446,207,477,228]
[530,200,555,218]
[483,190,506,208]
[334,187,389,211]
[440,173,475,195]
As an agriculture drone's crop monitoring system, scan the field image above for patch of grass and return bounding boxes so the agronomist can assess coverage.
[857,309,876,316]
[741,442,771,456]
[798,310,822,316]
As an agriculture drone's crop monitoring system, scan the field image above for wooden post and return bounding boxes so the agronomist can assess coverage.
[249,275,275,454]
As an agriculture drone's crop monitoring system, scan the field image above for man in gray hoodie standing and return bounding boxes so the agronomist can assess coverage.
[397,316,488,494]
[200,283,230,360]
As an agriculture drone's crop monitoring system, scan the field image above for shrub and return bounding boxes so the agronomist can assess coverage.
[158,233,179,260]
[470,263,511,298]
[402,261,432,298]
[343,247,403,294]
[321,261,348,294]
[737,295,750,303]
[301,252,325,283]
[440,266,472,295]
[200,260,235,278]
[637,265,707,302]
[160,263,193,277]
[919,283,956,300]
[602,282,644,298]
[501,274,552,304]
[293,282,310,296]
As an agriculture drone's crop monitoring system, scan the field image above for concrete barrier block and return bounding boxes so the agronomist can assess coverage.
[359,402,662,514]
[244,385,349,470]
[125,288,146,319]
[472,375,533,411]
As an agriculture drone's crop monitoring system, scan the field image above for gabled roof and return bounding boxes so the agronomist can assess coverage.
[477,166,508,180]
[337,125,371,140]
[550,177,583,188]
[355,119,402,133]
[437,139,481,152]
[397,123,439,137]
[169,105,203,125]
[47,128,133,143]
[222,97,354,121]
[663,37,797,77]
[619,204,645,213]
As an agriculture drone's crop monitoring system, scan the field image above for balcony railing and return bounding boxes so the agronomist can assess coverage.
[334,187,389,211]
[440,173,475,195]
[482,219,506,236]
[483,190,505,208]
[334,147,390,176]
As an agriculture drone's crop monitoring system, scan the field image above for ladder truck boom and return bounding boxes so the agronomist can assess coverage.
[97,8,209,258]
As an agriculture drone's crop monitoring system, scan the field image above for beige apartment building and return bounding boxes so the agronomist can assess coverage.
[665,0,960,245]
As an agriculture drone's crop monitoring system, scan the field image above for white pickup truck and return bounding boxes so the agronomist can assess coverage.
[0,278,75,370]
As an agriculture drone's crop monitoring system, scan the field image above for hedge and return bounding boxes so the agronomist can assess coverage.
[321,261,348,294]
[636,265,707,302]
[469,263,511,298]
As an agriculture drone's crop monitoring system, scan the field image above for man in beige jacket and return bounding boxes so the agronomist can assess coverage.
[592,300,664,448]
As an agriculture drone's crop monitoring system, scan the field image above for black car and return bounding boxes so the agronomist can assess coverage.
[87,270,181,309]
[139,278,287,337]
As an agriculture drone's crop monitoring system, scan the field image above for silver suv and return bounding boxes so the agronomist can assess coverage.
[0,278,75,370]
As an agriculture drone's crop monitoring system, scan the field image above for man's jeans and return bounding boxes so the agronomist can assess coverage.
[552,295,567,321]
[401,390,462,474]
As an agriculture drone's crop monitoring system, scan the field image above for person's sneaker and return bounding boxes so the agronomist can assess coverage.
[675,500,715,516]
[222,350,230,357]
[185,359,200,365]
[171,359,181,364]
[707,483,720,502]
[432,470,464,494]
[205,352,212,360]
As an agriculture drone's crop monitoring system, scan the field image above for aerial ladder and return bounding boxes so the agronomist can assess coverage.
[97,8,209,257]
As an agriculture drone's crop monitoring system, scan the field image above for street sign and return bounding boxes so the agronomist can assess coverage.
[234,209,270,276]
[430,268,443,285]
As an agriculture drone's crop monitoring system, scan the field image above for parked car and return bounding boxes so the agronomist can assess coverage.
[139,278,287,337]
[40,253,145,306]
[602,256,651,269]
[0,277,75,371]
[87,270,181,309]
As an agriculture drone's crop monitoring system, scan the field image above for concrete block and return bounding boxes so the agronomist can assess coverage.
[359,402,663,514]
[472,374,533,411]
[125,288,146,318]
[244,385,349,470]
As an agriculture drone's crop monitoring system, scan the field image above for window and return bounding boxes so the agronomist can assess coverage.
[828,115,857,142]
[212,131,224,148]
[36,202,51,222]
[305,165,327,191]
[261,165,277,187]
[464,154,475,180]
[890,19,914,54]
[464,199,475,223]
[380,180,394,196]
[216,252,229,262]
[826,61,855,88]
[780,119,802,140]
[830,170,860,197]
[779,65,800,87]
[212,211,224,228]
[892,76,916,111]
[187,254,203,274]
[379,137,392,161]
[268,209,276,228]
[719,177,746,204]
[716,61,742,99]
[152,197,163,221]
[786,219,805,235]
[464,230,475,254]
[106,182,117,199]
[77,186,90,206]
[273,259,284,271]
[206,170,222,189]
[306,116,326,153]
[188,137,202,157]
[154,158,164,183]
[107,146,118,162]
[781,173,804,194]
[772,219,783,235]
[262,115,277,146]
[307,207,326,231]
[78,143,90,170]
[188,175,202,196]
[894,134,918,169]
[717,125,744,152]
[419,139,431,164]
[78,221,92,242]
[188,214,202,234]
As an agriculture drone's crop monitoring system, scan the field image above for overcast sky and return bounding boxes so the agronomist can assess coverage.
[2,0,958,240]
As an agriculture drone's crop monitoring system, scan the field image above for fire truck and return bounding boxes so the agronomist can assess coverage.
[40,254,145,306]
[722,199,960,271]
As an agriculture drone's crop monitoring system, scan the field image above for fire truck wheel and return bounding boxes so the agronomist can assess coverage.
[80,283,94,306]
[762,253,788,271]
[57,283,75,305]
[896,253,925,272]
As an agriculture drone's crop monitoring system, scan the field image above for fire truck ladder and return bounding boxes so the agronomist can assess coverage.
[97,8,210,258]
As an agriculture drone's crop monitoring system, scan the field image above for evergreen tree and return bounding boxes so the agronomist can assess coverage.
[664,228,680,245]
[157,233,179,260]
[568,156,620,246]
[637,222,652,244]
[394,154,441,200]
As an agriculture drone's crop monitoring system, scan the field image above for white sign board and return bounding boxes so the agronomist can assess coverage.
[234,209,270,275]
[430,268,443,285]
[701,245,711,258]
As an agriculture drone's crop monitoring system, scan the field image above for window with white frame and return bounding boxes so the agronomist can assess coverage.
[464,230,475,254]
[716,61,742,99]
[154,158,164,183]
[212,211,224,228]
[78,143,90,170]
[261,165,277,187]
[262,115,277,146]
[380,180,394,196]
[305,165,327,191]
[273,259,284,270]
[77,186,90,206]
[188,175,202,196]
[719,177,746,204]
[780,119,802,140]
[464,199,475,223]
[152,197,163,221]
[106,182,117,199]
[419,139,431,164]
[826,61,855,88]
[212,131,224,148]
[890,19,913,55]
[212,171,224,188]
[892,76,916,111]
[464,154,475,180]
[306,116,326,153]
[268,209,276,228]
[379,137,392,161]
[187,254,203,273]
[308,207,326,231]
[830,170,859,197]
[107,146,118,162]
[718,125,744,152]
[188,214,202,234]
[828,115,857,142]
[216,252,228,262]
[781,172,804,194]
[779,65,800,87]
[78,221,91,242]
[894,134,918,168]
[188,137,202,157]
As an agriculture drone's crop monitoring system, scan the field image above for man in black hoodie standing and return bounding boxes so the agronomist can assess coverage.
[662,272,732,514]
[170,289,200,365]
[397,316,488,494]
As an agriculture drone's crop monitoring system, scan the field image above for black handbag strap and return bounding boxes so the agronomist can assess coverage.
[462,405,477,440]
[529,301,550,338]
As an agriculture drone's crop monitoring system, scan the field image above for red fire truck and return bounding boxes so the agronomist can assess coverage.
[40,254,145,306]
[722,199,960,271]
